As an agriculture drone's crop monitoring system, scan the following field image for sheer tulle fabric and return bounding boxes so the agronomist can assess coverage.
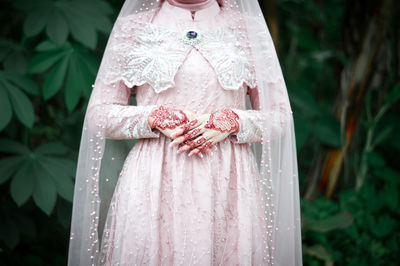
[67,0,302,265]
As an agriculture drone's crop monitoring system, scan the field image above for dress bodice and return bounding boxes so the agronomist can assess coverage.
[105,0,257,114]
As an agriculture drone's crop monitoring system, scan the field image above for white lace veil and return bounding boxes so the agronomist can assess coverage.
[67,0,302,265]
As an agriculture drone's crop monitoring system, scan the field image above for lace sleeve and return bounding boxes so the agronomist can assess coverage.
[83,14,161,140]
[230,80,291,144]
[86,77,160,140]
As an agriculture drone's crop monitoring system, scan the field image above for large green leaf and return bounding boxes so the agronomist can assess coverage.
[63,7,98,49]
[0,84,12,131]
[35,142,69,155]
[22,4,53,37]
[0,156,25,185]
[40,157,74,202]
[46,10,69,45]
[27,42,98,111]
[5,81,35,128]
[42,55,70,100]
[15,0,113,48]
[32,163,57,216]
[0,139,31,154]
[2,70,40,96]
[0,71,38,130]
[65,55,83,112]
[27,49,69,73]
[47,158,77,178]
[4,140,76,214]
[10,161,34,206]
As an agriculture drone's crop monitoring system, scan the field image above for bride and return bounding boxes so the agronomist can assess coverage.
[67,0,302,265]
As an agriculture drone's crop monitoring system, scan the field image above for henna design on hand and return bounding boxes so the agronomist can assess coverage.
[197,140,214,153]
[182,128,202,142]
[204,109,240,133]
[150,105,188,130]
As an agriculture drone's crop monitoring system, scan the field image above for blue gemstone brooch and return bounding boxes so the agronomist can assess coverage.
[181,29,203,45]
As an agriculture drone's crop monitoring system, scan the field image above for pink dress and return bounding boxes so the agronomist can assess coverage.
[96,1,267,265]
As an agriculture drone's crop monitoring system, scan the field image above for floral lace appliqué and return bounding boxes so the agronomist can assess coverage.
[106,14,256,94]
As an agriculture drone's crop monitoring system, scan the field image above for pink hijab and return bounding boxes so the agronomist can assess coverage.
[166,0,222,11]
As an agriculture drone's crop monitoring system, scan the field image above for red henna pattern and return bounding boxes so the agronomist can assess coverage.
[197,140,214,153]
[187,141,198,149]
[189,119,198,127]
[196,137,207,145]
[204,109,240,133]
[183,128,201,142]
[150,105,188,130]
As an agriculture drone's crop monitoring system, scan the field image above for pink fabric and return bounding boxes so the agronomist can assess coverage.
[166,0,216,11]
[97,1,267,265]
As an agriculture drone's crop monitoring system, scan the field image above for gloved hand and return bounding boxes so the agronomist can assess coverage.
[148,105,196,139]
[170,109,240,157]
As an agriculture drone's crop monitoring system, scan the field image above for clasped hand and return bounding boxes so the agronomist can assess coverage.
[147,105,240,158]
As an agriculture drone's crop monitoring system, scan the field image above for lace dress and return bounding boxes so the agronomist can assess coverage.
[95,1,268,265]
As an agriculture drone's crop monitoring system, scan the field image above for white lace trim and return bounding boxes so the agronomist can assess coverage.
[105,13,257,93]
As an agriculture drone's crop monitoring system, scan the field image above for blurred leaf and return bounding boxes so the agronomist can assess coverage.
[381,183,398,210]
[46,10,69,45]
[40,158,74,202]
[0,41,29,73]
[385,83,400,106]
[305,211,353,232]
[0,156,25,185]
[48,158,77,179]
[296,27,320,51]
[373,168,400,184]
[0,84,12,131]
[65,55,83,111]
[289,83,321,117]
[3,140,76,213]
[10,162,34,206]
[42,56,70,100]
[0,139,31,154]
[27,49,69,73]
[369,215,396,238]
[366,151,386,168]
[312,113,342,147]
[35,40,59,52]
[35,142,69,155]
[32,163,57,216]
[305,245,333,264]
[294,114,310,150]
[372,124,394,147]
[0,71,37,129]
[15,0,113,48]
[2,71,40,95]
[27,42,97,111]
[63,8,97,49]
[5,81,35,128]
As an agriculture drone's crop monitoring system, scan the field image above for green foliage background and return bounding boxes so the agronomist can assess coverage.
[0,0,399,265]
